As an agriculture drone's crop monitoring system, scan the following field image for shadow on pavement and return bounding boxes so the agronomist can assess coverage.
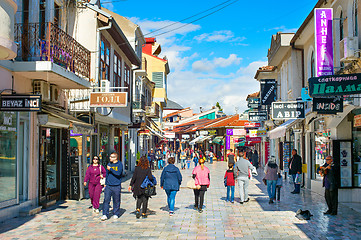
[159,206,180,212]
[0,215,35,234]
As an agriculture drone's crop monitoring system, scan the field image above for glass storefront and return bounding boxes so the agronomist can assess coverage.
[0,112,17,203]
[352,109,361,188]
[314,119,332,180]
[99,125,110,166]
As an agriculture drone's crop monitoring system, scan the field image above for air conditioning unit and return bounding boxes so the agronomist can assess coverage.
[340,37,359,62]
[50,84,60,102]
[100,79,110,92]
[33,80,50,101]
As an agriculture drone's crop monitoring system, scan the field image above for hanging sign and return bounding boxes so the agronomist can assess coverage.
[312,96,343,114]
[208,130,217,135]
[90,92,127,107]
[164,131,175,139]
[247,97,260,109]
[260,79,277,105]
[249,111,268,122]
[226,129,246,136]
[0,95,42,111]
[246,137,262,143]
[314,8,333,77]
[272,101,305,120]
[308,73,361,97]
[244,122,261,128]
[250,129,267,137]
[354,114,361,128]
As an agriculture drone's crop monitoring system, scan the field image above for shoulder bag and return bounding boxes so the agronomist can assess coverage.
[99,166,106,185]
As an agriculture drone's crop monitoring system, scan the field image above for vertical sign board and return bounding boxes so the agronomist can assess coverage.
[265,142,270,165]
[226,135,231,150]
[314,8,333,77]
[260,79,277,105]
[70,156,80,200]
[340,141,352,187]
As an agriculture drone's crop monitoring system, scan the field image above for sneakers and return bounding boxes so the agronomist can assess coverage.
[231,201,234,204]
[269,199,274,204]
[136,210,141,219]
[169,211,174,216]
[198,208,203,213]
[142,213,147,218]
[94,208,99,213]
[100,215,108,221]
[113,215,119,219]
[244,198,250,203]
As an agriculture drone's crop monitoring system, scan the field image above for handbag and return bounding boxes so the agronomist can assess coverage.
[144,184,156,197]
[99,166,105,185]
[294,173,302,184]
[262,178,267,185]
[186,178,201,189]
[224,177,227,187]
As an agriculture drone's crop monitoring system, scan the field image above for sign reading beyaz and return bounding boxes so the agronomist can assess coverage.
[0,95,42,111]
[248,111,268,122]
[309,73,361,97]
[272,101,305,120]
[314,8,333,77]
[90,92,127,107]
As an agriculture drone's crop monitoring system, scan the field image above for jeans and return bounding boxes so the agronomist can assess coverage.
[266,180,277,200]
[103,185,121,217]
[165,190,177,212]
[292,174,301,193]
[210,157,213,164]
[226,186,235,202]
[181,158,186,169]
[158,159,163,170]
[237,176,249,202]
[187,161,190,169]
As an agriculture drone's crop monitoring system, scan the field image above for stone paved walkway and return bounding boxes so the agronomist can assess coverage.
[1,161,361,239]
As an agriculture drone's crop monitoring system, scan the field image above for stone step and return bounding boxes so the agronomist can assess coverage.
[40,199,56,209]
[20,206,42,217]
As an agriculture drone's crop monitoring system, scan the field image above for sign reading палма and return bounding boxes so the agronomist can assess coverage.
[308,73,361,97]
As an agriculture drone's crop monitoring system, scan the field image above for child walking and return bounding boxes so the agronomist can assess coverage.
[186,157,191,169]
[275,173,283,201]
[224,163,236,203]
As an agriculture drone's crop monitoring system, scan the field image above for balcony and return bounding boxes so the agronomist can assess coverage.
[13,22,91,89]
[146,102,160,118]
[133,94,146,111]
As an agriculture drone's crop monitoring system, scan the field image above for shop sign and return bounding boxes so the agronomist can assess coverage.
[0,112,16,132]
[354,114,361,127]
[199,130,209,136]
[226,129,246,136]
[249,111,268,122]
[272,101,305,120]
[164,131,175,139]
[138,129,150,134]
[308,73,361,97]
[233,137,245,143]
[265,142,270,165]
[314,8,333,77]
[226,135,231,150]
[312,97,343,114]
[0,95,41,111]
[247,97,260,109]
[208,130,217,135]
[182,134,190,139]
[89,92,127,107]
[244,122,261,128]
[250,130,267,137]
[246,137,262,143]
[260,79,277,105]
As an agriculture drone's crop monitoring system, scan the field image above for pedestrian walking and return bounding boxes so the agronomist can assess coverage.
[101,152,123,221]
[83,156,106,213]
[186,156,191,169]
[180,149,186,169]
[148,149,156,170]
[209,151,214,164]
[251,150,259,169]
[128,156,154,219]
[193,151,199,167]
[227,149,236,165]
[160,157,182,216]
[318,156,338,215]
[275,173,283,201]
[234,149,255,204]
[192,158,210,213]
[264,157,279,204]
[224,163,236,203]
[289,149,302,194]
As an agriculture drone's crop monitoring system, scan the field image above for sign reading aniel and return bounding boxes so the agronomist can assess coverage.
[272,101,305,120]
[0,95,42,111]
[314,8,333,77]
[90,92,127,107]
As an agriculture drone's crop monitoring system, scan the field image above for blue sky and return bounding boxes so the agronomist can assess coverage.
[103,0,317,114]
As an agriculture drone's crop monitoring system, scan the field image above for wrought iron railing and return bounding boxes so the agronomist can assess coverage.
[14,22,90,79]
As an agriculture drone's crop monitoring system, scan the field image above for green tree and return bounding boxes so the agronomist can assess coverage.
[216,102,223,112]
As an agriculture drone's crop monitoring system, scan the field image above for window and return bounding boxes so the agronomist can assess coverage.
[310,51,315,78]
[113,52,122,92]
[124,64,131,101]
[340,11,344,41]
[355,0,358,37]
[100,37,110,81]
[152,72,164,88]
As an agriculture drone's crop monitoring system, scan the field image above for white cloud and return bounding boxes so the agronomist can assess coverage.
[192,54,242,72]
[194,30,246,43]
[168,60,268,115]
[264,25,298,33]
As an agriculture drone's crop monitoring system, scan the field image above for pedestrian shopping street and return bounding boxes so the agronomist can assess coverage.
[0,162,360,240]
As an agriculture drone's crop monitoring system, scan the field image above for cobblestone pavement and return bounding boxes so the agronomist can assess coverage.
[1,161,361,239]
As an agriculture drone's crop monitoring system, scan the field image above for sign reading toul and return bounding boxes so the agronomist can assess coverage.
[260,79,277,105]
[90,92,127,107]
[272,101,305,120]
[308,73,361,97]
[247,97,260,109]
[249,111,268,122]
[0,95,42,111]
[314,8,333,77]
[312,97,343,114]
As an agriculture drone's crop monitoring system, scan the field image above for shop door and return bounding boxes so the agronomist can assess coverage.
[18,115,29,202]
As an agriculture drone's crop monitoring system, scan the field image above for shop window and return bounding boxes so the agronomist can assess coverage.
[314,119,331,180]
[113,52,122,92]
[352,110,361,187]
[0,112,17,204]
[100,37,110,81]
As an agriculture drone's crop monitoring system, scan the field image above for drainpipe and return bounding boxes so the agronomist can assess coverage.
[95,20,112,86]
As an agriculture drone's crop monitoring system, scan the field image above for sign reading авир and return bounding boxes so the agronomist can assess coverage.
[314,8,333,77]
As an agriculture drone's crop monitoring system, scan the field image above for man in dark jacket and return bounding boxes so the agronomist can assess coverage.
[319,156,338,215]
[289,149,302,194]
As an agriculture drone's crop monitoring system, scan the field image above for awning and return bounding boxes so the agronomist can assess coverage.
[328,105,355,129]
[189,135,213,145]
[146,126,164,138]
[268,119,300,140]
[212,136,224,145]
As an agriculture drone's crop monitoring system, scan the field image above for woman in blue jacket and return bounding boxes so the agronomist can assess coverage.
[160,157,182,216]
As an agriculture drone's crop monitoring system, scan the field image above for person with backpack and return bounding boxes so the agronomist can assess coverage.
[224,163,236,203]
[160,157,182,216]
[128,156,154,219]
